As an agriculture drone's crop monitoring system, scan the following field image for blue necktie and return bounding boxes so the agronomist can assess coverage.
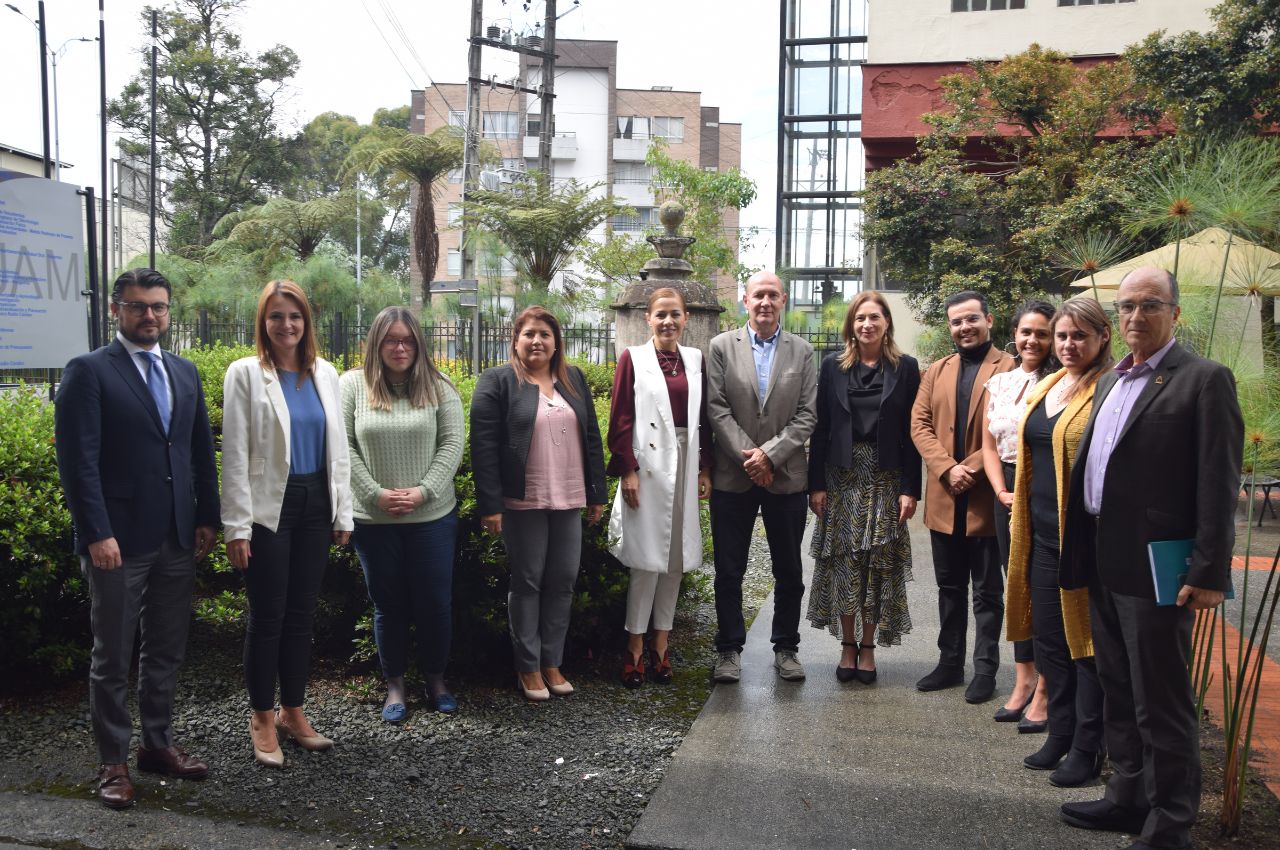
[140,351,171,434]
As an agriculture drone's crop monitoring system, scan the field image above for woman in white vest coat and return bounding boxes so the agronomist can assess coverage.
[607,287,713,688]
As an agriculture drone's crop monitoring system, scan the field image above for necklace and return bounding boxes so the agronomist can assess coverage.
[655,345,681,376]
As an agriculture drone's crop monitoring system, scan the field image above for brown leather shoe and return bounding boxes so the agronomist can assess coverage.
[137,745,210,780]
[97,763,135,809]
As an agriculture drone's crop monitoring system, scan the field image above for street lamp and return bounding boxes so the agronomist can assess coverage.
[5,1,51,178]
[50,36,97,182]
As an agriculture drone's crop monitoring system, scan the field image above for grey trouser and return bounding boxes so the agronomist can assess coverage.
[83,534,195,764]
[502,508,582,671]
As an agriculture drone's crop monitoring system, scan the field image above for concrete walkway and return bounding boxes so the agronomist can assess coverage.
[626,518,1122,850]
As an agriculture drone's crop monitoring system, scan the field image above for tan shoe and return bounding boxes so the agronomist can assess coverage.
[249,717,284,768]
[275,711,334,751]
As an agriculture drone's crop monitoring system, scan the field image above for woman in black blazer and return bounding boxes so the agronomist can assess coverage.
[470,306,607,701]
[807,290,921,683]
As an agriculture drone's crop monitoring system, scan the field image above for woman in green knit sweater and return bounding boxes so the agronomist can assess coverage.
[341,307,465,720]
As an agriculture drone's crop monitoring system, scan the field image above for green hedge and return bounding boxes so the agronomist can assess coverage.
[2,348,634,679]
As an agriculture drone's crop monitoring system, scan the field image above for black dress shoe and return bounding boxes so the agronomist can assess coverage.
[854,642,877,684]
[1050,748,1105,787]
[964,673,996,704]
[993,692,1033,722]
[1017,714,1048,734]
[836,641,857,683]
[916,663,964,691]
[1060,798,1149,834]
[1024,736,1072,770]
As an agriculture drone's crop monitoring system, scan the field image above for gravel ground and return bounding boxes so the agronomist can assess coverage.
[0,530,777,850]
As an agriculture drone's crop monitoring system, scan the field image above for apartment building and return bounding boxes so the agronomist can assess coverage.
[410,38,742,303]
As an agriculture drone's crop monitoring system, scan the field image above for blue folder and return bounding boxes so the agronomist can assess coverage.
[1147,538,1236,606]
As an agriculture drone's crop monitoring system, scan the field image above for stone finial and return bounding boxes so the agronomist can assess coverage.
[659,200,686,235]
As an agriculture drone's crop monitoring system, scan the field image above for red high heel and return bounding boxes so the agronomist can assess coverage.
[621,651,645,688]
[649,648,673,684]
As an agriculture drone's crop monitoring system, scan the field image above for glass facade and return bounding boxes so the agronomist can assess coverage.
[776,0,868,316]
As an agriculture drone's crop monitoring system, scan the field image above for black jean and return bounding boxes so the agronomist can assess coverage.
[711,487,807,653]
[243,472,332,711]
[1030,537,1103,752]
[928,527,1003,676]
[993,463,1035,665]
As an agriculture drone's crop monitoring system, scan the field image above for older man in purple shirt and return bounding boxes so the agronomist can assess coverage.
[1058,267,1242,850]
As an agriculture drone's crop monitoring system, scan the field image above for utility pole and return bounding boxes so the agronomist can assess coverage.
[536,0,556,181]
[148,9,157,268]
[354,175,362,327]
[463,0,483,371]
[37,1,51,178]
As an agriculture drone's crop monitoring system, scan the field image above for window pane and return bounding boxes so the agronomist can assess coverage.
[447,250,461,276]
[952,0,967,11]
[655,117,684,142]
[972,0,987,9]
[483,111,518,139]
[447,203,461,225]
[1011,0,1025,7]
[448,110,465,127]
[990,0,1007,8]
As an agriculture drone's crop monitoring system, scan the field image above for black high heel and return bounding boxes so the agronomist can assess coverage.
[994,690,1034,723]
[854,643,878,684]
[836,641,857,683]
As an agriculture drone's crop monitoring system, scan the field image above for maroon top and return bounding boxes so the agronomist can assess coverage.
[606,346,713,476]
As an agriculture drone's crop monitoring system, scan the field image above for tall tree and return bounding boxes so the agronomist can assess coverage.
[862,45,1152,328]
[209,194,355,266]
[463,172,628,291]
[344,126,467,306]
[1128,0,1280,136]
[109,0,298,252]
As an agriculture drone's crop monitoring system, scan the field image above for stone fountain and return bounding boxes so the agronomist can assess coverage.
[610,200,724,357]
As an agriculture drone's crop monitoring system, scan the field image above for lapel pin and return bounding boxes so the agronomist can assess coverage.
[1155,375,1164,385]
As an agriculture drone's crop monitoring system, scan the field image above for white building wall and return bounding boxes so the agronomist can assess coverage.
[867,0,1217,64]
[526,66,612,291]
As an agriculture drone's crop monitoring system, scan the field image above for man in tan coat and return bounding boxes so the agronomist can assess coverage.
[910,290,1014,703]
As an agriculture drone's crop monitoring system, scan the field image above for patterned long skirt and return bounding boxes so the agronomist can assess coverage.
[806,441,913,646]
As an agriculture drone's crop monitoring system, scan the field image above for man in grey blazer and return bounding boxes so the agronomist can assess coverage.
[707,271,817,682]
[1059,267,1242,850]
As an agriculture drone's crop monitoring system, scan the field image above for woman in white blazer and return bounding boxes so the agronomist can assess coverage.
[222,279,353,768]
[606,287,712,688]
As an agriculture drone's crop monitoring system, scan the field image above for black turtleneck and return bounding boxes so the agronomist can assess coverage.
[953,339,992,461]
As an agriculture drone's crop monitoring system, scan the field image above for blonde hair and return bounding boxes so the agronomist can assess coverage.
[1054,299,1114,401]
[254,279,317,381]
[362,306,449,410]
[837,290,901,372]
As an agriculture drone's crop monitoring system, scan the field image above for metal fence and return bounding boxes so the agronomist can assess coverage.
[1,311,619,387]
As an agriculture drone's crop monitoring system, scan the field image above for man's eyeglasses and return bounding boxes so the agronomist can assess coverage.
[114,300,171,317]
[381,337,418,350]
[1115,300,1174,316]
[948,313,985,328]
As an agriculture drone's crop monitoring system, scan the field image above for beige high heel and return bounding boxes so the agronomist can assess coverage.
[249,717,284,768]
[275,711,334,751]
[517,673,550,702]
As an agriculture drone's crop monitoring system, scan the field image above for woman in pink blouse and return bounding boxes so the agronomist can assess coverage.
[469,307,607,701]
[981,299,1055,730]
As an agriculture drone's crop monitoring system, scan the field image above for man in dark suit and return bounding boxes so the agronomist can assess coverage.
[55,268,220,809]
[1059,267,1242,850]
[910,290,1014,703]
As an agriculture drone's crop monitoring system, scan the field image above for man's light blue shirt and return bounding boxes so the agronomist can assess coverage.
[1082,336,1178,515]
[749,325,780,403]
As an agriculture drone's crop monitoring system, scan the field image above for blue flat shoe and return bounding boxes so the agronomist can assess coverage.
[381,702,407,723]
[430,691,458,714]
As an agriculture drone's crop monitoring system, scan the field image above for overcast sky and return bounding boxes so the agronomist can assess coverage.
[0,0,780,272]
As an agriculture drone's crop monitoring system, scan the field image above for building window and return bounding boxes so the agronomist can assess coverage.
[654,117,684,142]
[616,116,651,139]
[448,110,465,128]
[448,167,463,184]
[610,207,657,232]
[1058,0,1134,4]
[446,249,462,276]
[447,203,462,225]
[953,0,1025,9]
[482,111,519,139]
[615,162,653,184]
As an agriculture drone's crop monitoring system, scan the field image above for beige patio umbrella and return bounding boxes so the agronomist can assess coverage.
[1069,227,1280,303]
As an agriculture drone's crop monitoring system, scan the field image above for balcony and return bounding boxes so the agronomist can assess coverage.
[522,132,578,160]
[613,137,652,161]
